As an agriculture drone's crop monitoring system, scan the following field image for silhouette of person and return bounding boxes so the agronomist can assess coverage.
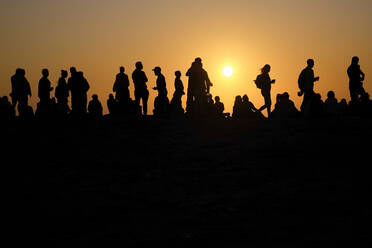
[298,59,320,113]
[38,69,53,103]
[338,98,349,115]
[309,93,324,117]
[152,66,169,117]
[55,70,69,106]
[272,92,299,118]
[113,66,130,104]
[0,96,15,120]
[88,94,103,119]
[107,93,117,116]
[186,57,213,115]
[241,94,259,118]
[347,56,366,102]
[170,70,185,115]
[256,64,275,117]
[10,68,31,115]
[132,62,149,115]
[232,95,243,119]
[324,91,339,115]
[214,96,224,117]
[68,68,90,116]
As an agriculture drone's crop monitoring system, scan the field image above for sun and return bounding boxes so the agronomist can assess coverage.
[223,66,233,77]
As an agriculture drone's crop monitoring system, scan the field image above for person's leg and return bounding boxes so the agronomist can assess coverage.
[142,90,149,116]
[349,86,358,102]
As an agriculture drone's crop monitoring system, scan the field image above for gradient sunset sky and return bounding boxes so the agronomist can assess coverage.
[1,0,371,114]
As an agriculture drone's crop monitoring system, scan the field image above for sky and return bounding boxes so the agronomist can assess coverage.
[1,0,371,115]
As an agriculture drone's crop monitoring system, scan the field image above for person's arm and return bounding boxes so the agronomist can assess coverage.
[125,74,130,87]
[312,70,319,82]
[143,72,148,83]
[249,101,258,111]
[360,69,365,81]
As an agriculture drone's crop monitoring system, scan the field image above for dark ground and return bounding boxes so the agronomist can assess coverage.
[2,116,361,247]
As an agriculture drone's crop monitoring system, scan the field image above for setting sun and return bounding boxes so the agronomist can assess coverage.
[223,66,233,77]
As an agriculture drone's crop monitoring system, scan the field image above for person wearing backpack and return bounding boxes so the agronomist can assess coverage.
[298,59,320,114]
[255,64,275,117]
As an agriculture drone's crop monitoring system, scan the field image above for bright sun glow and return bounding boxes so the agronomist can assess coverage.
[223,66,233,77]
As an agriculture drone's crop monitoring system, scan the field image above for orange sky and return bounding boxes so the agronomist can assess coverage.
[1,0,371,115]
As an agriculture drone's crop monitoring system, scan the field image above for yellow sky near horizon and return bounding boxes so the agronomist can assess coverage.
[1,0,371,115]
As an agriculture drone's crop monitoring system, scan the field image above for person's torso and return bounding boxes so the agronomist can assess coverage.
[132,70,147,89]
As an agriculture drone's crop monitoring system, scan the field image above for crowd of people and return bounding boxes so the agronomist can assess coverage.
[0,56,370,121]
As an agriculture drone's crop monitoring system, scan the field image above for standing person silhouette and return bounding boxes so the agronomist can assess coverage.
[10,68,31,114]
[256,64,275,117]
[55,70,69,106]
[132,61,149,116]
[38,69,53,103]
[347,56,366,102]
[170,70,185,115]
[298,59,320,114]
[67,67,90,116]
[152,66,169,117]
[186,57,212,115]
[113,66,130,104]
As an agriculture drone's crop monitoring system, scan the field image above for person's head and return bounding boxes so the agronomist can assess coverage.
[215,96,220,102]
[15,68,23,75]
[42,69,49,77]
[276,93,282,103]
[327,90,335,99]
[235,95,242,105]
[70,67,77,74]
[135,61,143,70]
[194,57,202,63]
[109,93,114,100]
[282,92,289,100]
[92,94,98,101]
[175,70,181,77]
[242,94,249,102]
[61,70,68,78]
[340,98,347,105]
[351,56,359,65]
[153,66,161,75]
[120,66,125,73]
[261,64,271,74]
[307,59,314,68]
[315,93,322,100]
[2,96,9,103]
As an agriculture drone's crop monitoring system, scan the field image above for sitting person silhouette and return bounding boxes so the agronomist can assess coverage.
[241,94,260,119]
[88,94,103,119]
[232,95,243,119]
[324,91,338,116]
[271,92,299,119]
[107,93,117,116]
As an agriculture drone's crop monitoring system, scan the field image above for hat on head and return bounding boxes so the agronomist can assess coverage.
[152,66,161,72]
[194,57,202,63]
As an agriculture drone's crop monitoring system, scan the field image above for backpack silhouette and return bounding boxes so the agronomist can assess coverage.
[254,74,264,89]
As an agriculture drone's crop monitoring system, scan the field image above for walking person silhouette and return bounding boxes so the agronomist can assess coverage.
[255,64,275,117]
[298,59,320,114]
[132,62,149,116]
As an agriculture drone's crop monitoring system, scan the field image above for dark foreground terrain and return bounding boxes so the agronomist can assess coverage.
[3,116,361,247]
